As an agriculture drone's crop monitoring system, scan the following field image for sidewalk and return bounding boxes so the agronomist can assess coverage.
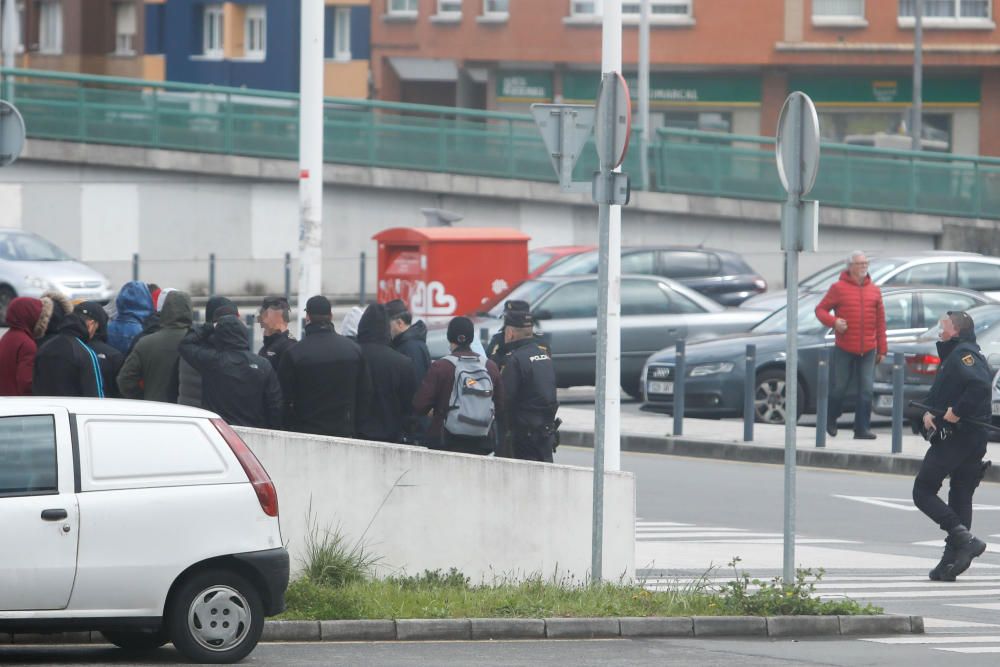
[558,406,1000,481]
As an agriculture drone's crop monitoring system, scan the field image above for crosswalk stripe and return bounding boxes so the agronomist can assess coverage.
[637,531,782,539]
[635,521,692,527]
[637,538,858,545]
[914,540,1000,554]
[643,580,999,590]
[947,603,1000,611]
[935,647,1000,653]
[863,635,1000,645]
[924,618,1000,629]
[639,574,1000,583]
[820,589,1000,599]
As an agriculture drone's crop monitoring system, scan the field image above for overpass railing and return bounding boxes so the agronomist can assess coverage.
[2,68,999,219]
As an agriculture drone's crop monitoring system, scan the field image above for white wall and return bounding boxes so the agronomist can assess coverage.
[236,427,636,583]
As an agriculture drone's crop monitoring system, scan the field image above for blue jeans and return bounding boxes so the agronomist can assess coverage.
[828,347,876,435]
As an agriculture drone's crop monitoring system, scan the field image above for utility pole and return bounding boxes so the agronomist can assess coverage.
[592,0,623,584]
[1,0,17,100]
[638,0,650,189]
[911,0,923,150]
[297,0,324,330]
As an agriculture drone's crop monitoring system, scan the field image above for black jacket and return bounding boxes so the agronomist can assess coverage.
[278,320,372,437]
[259,329,297,372]
[356,305,417,443]
[89,339,123,399]
[179,317,283,429]
[392,320,431,386]
[925,333,993,429]
[33,314,106,398]
[501,337,559,431]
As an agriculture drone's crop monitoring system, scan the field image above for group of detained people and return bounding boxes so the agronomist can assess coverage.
[0,282,558,462]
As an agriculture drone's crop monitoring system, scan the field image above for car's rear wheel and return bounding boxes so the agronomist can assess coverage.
[0,286,15,326]
[754,368,805,425]
[100,629,169,652]
[621,377,643,401]
[168,568,264,664]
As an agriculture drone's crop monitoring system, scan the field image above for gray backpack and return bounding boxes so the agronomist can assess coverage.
[443,354,495,437]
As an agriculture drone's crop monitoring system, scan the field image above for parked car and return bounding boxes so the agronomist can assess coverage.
[0,398,288,664]
[741,251,1000,313]
[427,274,768,397]
[475,245,595,315]
[642,286,995,424]
[541,246,767,306]
[0,229,114,324]
[872,303,1000,424]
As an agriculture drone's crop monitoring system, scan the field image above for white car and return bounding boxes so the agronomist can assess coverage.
[0,398,288,664]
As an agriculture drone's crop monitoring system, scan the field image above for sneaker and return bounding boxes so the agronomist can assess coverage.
[929,540,958,581]
[853,432,877,440]
[941,526,988,581]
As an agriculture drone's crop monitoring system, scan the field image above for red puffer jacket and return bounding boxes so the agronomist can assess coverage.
[0,297,46,396]
[815,271,887,356]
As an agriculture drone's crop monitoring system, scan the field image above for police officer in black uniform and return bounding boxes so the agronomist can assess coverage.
[501,307,559,462]
[487,300,551,368]
[915,310,993,582]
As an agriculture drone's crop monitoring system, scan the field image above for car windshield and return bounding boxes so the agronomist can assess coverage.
[918,306,1000,342]
[529,250,556,273]
[543,250,599,276]
[0,233,73,261]
[485,280,553,318]
[800,258,901,291]
[751,293,827,335]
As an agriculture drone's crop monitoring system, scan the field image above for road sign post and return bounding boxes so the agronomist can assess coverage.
[0,100,25,168]
[775,91,821,586]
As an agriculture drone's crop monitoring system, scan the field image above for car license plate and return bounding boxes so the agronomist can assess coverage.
[648,381,673,395]
[876,395,893,409]
[993,402,1000,416]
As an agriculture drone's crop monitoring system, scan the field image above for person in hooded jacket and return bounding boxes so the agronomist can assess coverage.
[32,312,105,398]
[179,314,283,429]
[117,291,192,403]
[355,303,418,443]
[35,290,72,350]
[107,281,153,354]
[385,300,431,385]
[258,296,297,372]
[0,297,48,396]
[74,301,124,399]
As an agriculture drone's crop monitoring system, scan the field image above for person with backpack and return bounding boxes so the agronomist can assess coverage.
[501,307,559,463]
[413,316,504,456]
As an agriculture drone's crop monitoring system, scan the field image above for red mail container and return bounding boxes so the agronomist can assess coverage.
[374,227,530,319]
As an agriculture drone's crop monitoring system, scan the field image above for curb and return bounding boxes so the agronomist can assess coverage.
[560,429,1000,482]
[5,615,922,644]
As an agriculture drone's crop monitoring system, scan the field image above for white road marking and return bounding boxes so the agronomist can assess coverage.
[821,588,1000,599]
[637,542,960,570]
[947,603,1000,611]
[934,647,1000,653]
[862,635,1000,645]
[637,531,784,539]
[924,618,1000,629]
[833,495,1000,511]
[914,539,1000,554]
[640,574,1000,583]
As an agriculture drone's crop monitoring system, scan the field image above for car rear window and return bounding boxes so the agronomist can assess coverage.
[658,251,720,279]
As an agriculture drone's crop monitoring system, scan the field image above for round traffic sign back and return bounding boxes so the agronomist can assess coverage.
[594,72,632,171]
[775,92,820,198]
[0,100,26,168]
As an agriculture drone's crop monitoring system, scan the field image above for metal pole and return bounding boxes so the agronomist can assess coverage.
[743,344,755,442]
[297,0,325,332]
[208,253,216,296]
[284,252,292,303]
[132,253,139,282]
[638,0,650,190]
[359,251,366,305]
[246,313,256,352]
[673,339,686,436]
[892,352,904,454]
[592,0,622,586]
[816,347,830,448]
[1,0,16,100]
[912,0,923,151]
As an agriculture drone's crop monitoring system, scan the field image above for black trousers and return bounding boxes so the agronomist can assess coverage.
[912,430,988,533]
[433,431,492,456]
[512,430,554,463]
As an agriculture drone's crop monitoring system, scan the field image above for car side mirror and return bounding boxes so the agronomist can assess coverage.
[532,309,553,321]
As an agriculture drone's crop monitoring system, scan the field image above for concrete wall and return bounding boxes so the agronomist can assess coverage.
[235,427,636,583]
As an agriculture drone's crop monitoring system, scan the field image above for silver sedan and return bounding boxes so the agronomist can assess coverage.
[427,274,768,398]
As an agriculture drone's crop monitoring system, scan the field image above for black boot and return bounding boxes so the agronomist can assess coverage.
[940,525,988,582]
[929,538,958,581]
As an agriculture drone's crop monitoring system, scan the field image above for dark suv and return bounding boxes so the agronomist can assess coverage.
[542,247,766,306]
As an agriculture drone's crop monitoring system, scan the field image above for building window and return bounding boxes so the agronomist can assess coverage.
[813,0,864,18]
[622,0,692,16]
[245,5,266,59]
[113,2,136,55]
[899,0,992,24]
[387,0,417,16]
[482,0,508,17]
[437,0,462,16]
[38,0,62,54]
[203,4,224,57]
[333,6,351,61]
[569,0,693,22]
[570,0,597,16]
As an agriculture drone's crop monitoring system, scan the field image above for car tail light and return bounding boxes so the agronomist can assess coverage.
[212,418,278,517]
[906,354,941,376]
[753,278,767,292]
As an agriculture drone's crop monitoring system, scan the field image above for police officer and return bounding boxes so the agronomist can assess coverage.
[487,300,551,369]
[915,310,992,582]
[501,307,559,462]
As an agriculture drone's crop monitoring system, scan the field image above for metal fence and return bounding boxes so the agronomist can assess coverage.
[3,68,999,219]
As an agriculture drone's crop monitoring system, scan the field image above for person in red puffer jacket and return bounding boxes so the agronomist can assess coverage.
[815,251,887,440]
[0,296,52,396]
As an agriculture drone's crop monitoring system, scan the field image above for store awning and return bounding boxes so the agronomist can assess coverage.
[389,57,459,82]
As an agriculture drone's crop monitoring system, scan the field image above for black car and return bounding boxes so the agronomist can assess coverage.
[542,247,767,306]
[641,286,994,424]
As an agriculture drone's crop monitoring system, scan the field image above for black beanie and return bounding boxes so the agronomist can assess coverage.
[447,316,474,346]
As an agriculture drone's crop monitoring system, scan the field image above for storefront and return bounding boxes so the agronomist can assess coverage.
[560,71,762,136]
[493,70,554,112]
[788,74,981,154]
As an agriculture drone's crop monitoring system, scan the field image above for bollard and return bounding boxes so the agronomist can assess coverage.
[673,339,686,437]
[815,348,830,448]
[359,251,367,306]
[208,253,216,296]
[743,344,756,442]
[245,313,257,352]
[132,253,139,282]
[892,351,904,454]
[284,252,291,303]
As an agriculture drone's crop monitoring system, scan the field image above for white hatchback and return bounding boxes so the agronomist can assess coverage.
[0,398,288,664]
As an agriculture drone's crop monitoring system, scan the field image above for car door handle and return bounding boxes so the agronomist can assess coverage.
[41,509,68,521]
